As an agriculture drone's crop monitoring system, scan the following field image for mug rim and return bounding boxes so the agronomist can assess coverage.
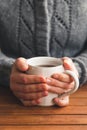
[27,56,63,69]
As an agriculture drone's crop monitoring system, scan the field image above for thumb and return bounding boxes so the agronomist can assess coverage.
[15,57,29,72]
[62,57,79,77]
[62,57,73,70]
[54,96,69,107]
[63,60,72,70]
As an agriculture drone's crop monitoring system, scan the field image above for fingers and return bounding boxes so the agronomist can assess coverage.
[10,76,48,107]
[10,73,46,84]
[10,57,49,107]
[10,83,48,93]
[13,90,48,106]
[13,91,48,100]
[46,77,74,90]
[13,57,29,72]
[46,75,74,96]
[52,73,72,83]
[53,96,69,107]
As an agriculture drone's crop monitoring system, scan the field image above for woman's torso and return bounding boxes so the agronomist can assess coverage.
[0,0,87,58]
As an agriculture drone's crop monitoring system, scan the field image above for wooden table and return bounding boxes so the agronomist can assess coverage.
[0,84,87,130]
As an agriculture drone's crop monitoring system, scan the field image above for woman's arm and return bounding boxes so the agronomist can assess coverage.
[0,51,15,87]
[72,47,87,86]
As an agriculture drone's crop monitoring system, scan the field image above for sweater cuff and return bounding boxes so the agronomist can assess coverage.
[0,58,15,87]
[72,58,87,86]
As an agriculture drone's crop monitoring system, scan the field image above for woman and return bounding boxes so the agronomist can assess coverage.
[0,0,87,106]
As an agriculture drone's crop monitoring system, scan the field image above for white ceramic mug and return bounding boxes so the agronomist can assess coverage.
[27,57,79,106]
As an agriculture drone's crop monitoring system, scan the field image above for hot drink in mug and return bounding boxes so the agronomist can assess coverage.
[27,57,79,106]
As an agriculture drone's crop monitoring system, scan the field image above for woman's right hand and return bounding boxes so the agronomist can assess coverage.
[10,57,48,106]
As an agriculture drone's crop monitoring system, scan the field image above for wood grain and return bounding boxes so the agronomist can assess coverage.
[0,84,87,129]
[0,115,87,125]
[0,126,87,130]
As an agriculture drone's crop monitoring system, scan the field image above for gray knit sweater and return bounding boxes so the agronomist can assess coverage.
[0,0,87,87]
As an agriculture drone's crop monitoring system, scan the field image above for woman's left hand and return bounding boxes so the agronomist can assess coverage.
[46,57,79,107]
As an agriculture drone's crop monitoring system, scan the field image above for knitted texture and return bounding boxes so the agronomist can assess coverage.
[16,0,73,57]
[17,0,35,57]
[50,0,72,57]
[0,0,87,86]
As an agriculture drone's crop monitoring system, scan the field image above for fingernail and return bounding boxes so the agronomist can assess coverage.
[35,99,41,104]
[53,74,58,78]
[43,91,48,96]
[46,78,51,83]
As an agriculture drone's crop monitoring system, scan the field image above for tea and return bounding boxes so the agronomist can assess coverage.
[36,65,56,67]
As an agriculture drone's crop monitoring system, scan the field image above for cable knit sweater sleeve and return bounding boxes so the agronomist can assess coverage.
[0,50,87,87]
[72,48,87,87]
[0,51,15,87]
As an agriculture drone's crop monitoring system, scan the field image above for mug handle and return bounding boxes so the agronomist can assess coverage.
[58,70,79,98]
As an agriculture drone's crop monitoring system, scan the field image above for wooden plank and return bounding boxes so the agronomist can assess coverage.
[0,85,86,128]
[0,106,86,115]
[71,91,87,97]
[0,115,87,125]
[70,98,87,105]
[0,125,87,130]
